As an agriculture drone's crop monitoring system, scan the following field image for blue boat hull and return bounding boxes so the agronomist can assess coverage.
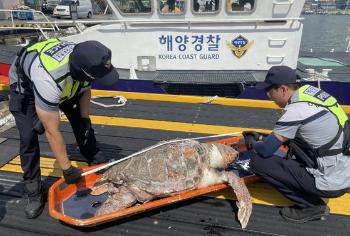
[93,79,350,105]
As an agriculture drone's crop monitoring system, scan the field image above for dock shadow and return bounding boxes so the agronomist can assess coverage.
[0,185,6,222]
[65,143,123,163]
[58,196,208,233]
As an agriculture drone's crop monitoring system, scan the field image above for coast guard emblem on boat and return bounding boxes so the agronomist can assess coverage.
[227,35,254,58]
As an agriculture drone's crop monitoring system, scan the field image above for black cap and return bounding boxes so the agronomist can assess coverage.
[69,41,119,86]
[257,66,301,90]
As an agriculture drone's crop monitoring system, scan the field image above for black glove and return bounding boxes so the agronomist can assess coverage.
[81,118,92,146]
[242,131,262,150]
[32,117,45,135]
[63,166,82,184]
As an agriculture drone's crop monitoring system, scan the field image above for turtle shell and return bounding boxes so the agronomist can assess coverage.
[103,140,210,196]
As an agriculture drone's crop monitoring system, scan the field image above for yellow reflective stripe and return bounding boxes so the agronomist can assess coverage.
[39,42,70,72]
[60,81,81,103]
[298,85,348,127]
[25,39,81,103]
[26,38,59,52]
[27,39,63,72]
[60,83,71,101]
[298,85,337,106]
[69,81,80,99]
[27,39,71,74]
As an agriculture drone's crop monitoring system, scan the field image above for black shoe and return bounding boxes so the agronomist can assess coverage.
[90,151,109,165]
[23,180,45,219]
[280,205,330,223]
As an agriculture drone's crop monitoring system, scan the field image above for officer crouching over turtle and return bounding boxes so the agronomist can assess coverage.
[242,66,350,223]
[8,38,119,219]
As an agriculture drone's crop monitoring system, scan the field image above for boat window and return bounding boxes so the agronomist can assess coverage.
[227,0,255,12]
[111,0,152,14]
[160,0,185,14]
[59,0,76,6]
[193,0,219,13]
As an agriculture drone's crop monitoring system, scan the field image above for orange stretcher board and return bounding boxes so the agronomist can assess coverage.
[48,136,260,227]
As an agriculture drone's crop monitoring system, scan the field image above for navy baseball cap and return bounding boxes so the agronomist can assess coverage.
[69,41,119,86]
[257,66,301,90]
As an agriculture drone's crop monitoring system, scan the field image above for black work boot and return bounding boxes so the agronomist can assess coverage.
[90,150,114,165]
[23,179,45,219]
[280,205,330,223]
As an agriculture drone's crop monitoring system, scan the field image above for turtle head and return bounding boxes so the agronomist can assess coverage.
[208,143,239,169]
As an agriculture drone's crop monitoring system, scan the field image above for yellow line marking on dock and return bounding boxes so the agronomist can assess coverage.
[92,90,350,112]
[207,182,350,216]
[61,116,270,134]
[92,90,280,109]
[1,108,349,215]
[0,156,88,178]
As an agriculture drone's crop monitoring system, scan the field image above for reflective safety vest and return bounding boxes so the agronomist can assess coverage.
[25,38,89,103]
[296,85,348,127]
[287,85,350,168]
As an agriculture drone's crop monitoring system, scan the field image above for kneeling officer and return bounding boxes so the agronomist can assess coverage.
[8,38,119,219]
[243,66,350,223]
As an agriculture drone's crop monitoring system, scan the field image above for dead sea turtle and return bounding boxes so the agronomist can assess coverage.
[91,139,252,228]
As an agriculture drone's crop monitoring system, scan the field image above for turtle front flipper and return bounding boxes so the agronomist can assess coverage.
[95,186,137,216]
[224,171,252,229]
[91,182,109,196]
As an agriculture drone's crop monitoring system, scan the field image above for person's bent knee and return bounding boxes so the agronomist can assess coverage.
[249,154,265,174]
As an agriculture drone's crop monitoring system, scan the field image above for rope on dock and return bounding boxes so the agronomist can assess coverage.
[91,95,127,107]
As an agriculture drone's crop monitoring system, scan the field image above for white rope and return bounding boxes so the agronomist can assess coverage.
[82,131,242,176]
[204,95,218,104]
[91,95,127,108]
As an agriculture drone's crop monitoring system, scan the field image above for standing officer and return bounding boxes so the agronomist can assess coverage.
[243,66,350,223]
[8,38,119,219]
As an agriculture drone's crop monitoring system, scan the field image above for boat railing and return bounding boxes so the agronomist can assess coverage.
[28,17,303,31]
[0,7,303,39]
[0,9,56,31]
[346,28,350,53]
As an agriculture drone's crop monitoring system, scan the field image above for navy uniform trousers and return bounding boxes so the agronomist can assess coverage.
[249,154,348,208]
[9,83,99,181]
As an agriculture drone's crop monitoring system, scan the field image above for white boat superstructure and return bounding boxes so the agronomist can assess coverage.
[346,28,350,53]
[63,0,305,80]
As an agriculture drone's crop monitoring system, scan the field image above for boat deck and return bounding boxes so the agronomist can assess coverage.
[0,91,349,236]
[298,51,350,82]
